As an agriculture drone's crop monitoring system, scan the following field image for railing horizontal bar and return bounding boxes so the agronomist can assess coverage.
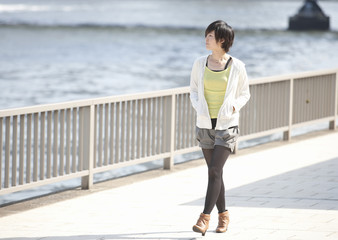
[173,146,200,156]
[92,153,171,174]
[0,88,191,118]
[250,68,338,86]
[291,116,335,129]
[239,126,289,141]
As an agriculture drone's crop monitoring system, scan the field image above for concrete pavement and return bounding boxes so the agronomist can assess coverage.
[0,129,338,240]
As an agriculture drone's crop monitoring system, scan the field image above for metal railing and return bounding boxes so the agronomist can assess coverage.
[240,68,338,141]
[1,68,337,195]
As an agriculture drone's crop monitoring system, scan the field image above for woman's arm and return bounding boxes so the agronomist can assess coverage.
[190,59,200,111]
[233,65,250,112]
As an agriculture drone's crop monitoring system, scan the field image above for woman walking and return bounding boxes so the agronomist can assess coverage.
[190,20,250,236]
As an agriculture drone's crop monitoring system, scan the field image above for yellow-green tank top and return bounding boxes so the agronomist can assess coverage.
[204,66,231,118]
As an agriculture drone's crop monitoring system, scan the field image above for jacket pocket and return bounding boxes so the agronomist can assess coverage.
[197,100,210,118]
[219,100,234,119]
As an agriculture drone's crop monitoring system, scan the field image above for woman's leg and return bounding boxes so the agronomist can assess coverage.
[202,145,231,214]
[202,148,226,213]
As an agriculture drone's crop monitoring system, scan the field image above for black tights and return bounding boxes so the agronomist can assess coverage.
[202,145,231,214]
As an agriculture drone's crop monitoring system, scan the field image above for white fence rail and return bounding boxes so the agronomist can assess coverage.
[1,68,337,195]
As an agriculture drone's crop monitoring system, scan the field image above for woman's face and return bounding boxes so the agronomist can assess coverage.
[205,31,223,51]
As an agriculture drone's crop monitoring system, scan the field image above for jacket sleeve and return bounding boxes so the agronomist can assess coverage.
[189,59,199,112]
[233,64,250,112]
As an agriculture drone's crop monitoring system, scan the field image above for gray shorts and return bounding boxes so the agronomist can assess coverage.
[196,126,239,152]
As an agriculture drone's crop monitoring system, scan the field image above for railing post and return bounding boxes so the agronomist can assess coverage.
[233,144,238,154]
[284,78,294,140]
[329,71,338,130]
[0,118,2,190]
[164,94,176,170]
[81,105,95,189]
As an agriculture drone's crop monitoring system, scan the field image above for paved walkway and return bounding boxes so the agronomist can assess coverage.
[0,130,338,240]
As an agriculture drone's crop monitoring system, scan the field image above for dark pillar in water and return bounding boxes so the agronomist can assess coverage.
[288,0,330,31]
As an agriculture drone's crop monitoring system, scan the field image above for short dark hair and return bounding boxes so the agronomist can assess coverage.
[205,20,235,53]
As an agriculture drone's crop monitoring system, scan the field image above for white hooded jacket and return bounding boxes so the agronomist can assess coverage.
[190,55,250,130]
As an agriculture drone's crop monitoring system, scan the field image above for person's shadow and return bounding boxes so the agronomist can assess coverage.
[0,231,196,240]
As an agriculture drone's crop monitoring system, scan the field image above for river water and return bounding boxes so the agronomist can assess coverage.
[0,0,337,204]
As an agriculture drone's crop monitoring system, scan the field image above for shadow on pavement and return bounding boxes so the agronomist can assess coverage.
[183,157,338,210]
[0,231,196,240]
